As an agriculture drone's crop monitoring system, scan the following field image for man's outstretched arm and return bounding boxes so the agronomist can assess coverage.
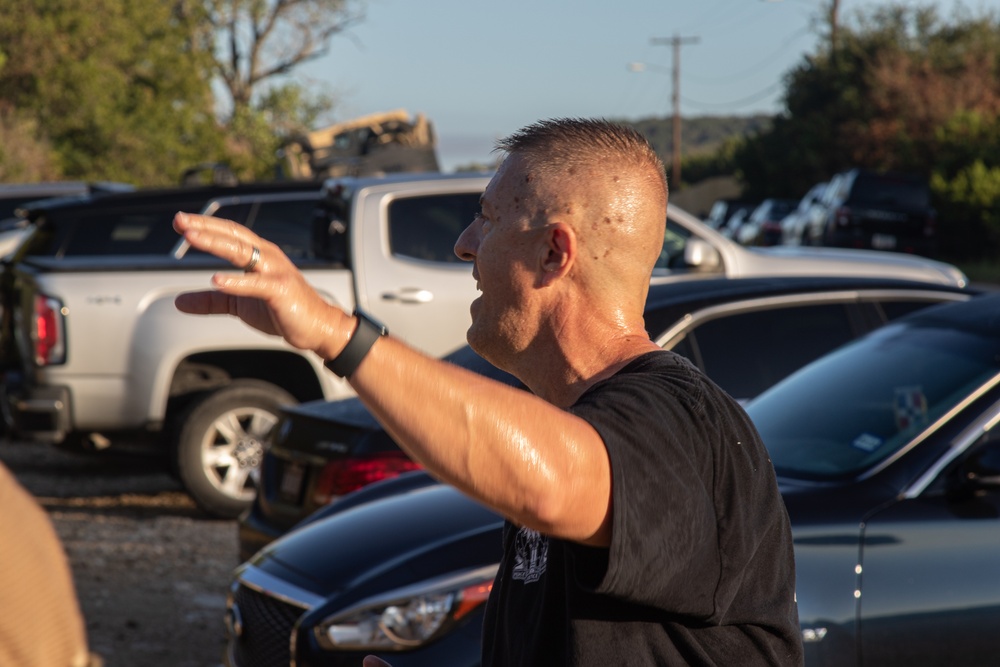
[173,212,613,546]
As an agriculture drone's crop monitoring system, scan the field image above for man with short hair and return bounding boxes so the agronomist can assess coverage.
[174,118,803,665]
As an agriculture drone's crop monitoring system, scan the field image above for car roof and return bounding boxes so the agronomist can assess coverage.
[643,275,973,330]
[645,275,971,309]
[320,170,493,194]
[0,181,133,197]
[20,180,324,216]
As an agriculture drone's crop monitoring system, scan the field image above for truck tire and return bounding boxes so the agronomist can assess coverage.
[174,380,296,519]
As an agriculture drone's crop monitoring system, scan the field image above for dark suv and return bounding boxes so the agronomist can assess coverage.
[804,169,937,256]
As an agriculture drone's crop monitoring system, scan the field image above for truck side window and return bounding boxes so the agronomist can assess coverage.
[183,203,253,259]
[61,207,183,256]
[249,199,320,260]
[387,193,481,264]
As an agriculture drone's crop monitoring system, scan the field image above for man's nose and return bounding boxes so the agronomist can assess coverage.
[454,219,481,262]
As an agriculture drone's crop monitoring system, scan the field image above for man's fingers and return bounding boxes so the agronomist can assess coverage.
[174,212,265,270]
[174,289,233,315]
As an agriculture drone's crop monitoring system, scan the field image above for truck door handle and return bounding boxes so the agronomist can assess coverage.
[381,288,434,304]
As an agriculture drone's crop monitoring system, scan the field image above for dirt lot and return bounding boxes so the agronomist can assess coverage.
[0,438,237,667]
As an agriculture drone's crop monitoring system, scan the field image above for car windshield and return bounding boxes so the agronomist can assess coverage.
[747,320,1000,481]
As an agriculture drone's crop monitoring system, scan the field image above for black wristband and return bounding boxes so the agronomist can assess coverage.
[324,309,388,378]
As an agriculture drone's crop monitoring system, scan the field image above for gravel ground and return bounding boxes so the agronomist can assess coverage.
[0,438,238,667]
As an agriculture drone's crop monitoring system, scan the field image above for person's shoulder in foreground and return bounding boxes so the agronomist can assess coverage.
[0,462,99,667]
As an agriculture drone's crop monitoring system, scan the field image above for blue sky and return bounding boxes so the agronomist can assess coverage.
[299,0,981,171]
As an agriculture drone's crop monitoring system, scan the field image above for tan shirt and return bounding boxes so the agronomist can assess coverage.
[0,462,93,667]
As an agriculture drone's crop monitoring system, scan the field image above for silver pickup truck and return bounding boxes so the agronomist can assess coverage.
[0,173,487,517]
[0,172,968,517]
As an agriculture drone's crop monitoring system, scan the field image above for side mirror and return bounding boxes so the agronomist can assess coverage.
[684,239,722,272]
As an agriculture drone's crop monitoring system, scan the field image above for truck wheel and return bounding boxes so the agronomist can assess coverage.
[174,380,296,519]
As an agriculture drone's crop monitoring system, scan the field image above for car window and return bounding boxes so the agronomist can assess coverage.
[877,299,949,321]
[749,322,1000,481]
[248,198,320,260]
[849,175,930,210]
[37,206,183,256]
[208,203,253,226]
[684,303,857,401]
[387,193,481,264]
[180,203,253,260]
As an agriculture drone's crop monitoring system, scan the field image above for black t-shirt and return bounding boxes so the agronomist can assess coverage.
[481,351,803,666]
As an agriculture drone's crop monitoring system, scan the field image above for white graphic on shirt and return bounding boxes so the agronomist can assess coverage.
[512,526,548,583]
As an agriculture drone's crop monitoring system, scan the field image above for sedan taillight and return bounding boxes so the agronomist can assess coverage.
[313,451,422,504]
[835,206,852,227]
[924,210,937,237]
[34,294,66,366]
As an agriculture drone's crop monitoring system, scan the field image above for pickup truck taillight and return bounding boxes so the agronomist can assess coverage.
[34,294,66,366]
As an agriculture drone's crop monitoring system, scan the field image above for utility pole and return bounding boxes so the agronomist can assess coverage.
[829,0,840,60]
[651,34,698,189]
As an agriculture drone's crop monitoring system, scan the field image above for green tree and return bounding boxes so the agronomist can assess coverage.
[930,111,1000,259]
[733,4,1000,202]
[196,0,364,178]
[224,82,336,180]
[0,48,61,181]
[0,0,226,185]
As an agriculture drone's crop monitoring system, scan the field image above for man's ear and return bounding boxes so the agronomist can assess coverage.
[539,223,575,285]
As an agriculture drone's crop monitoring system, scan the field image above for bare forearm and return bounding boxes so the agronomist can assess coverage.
[346,336,612,545]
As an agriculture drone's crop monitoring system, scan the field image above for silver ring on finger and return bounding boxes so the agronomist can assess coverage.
[243,245,260,272]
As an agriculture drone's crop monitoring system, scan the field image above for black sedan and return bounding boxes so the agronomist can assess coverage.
[239,276,973,561]
[228,291,1000,667]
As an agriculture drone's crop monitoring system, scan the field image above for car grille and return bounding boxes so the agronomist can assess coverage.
[231,583,304,667]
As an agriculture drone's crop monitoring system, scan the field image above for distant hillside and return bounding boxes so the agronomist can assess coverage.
[622,114,773,161]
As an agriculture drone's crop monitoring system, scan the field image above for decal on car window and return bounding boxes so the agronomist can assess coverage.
[893,385,928,431]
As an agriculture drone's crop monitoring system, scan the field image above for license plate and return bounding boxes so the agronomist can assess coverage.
[872,233,896,250]
[279,462,305,501]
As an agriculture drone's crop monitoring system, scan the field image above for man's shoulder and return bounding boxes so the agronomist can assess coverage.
[612,350,711,397]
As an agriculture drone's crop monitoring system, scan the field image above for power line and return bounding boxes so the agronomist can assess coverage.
[685,26,812,84]
[681,81,785,111]
[681,0,749,34]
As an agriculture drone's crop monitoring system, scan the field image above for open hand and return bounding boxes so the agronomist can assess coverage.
[173,212,350,358]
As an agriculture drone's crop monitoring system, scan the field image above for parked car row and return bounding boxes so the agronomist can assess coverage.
[1,171,985,666]
[708,168,939,258]
[227,275,985,667]
[0,173,968,519]
[234,290,1000,667]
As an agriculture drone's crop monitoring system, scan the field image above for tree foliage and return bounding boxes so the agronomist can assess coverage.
[193,0,364,179]
[730,3,1000,259]
[197,0,363,118]
[0,0,227,185]
[224,81,336,180]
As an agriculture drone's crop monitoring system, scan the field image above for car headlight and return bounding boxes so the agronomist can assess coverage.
[315,564,497,651]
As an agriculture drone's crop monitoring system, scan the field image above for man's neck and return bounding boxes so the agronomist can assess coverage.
[518,333,659,408]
